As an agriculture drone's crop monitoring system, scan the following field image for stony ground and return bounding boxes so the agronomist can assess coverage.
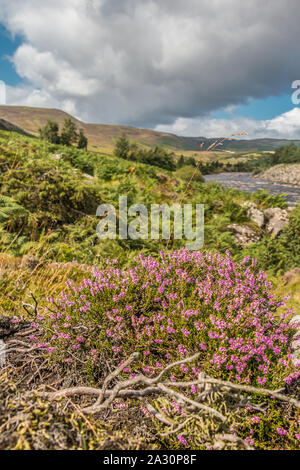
[257,164,300,186]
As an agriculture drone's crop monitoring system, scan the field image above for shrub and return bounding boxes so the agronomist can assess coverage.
[175,165,204,183]
[34,249,298,389]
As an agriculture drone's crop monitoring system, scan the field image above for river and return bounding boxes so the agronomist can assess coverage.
[204,172,300,207]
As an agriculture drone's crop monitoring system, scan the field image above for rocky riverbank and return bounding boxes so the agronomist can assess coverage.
[204,172,300,207]
[256,163,300,186]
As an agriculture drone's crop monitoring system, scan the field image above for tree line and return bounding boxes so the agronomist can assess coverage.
[114,134,177,171]
[39,118,88,149]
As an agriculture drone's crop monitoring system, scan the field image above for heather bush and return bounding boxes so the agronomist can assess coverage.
[34,249,299,389]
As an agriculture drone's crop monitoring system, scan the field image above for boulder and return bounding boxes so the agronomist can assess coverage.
[263,207,289,237]
[283,267,300,285]
[243,202,265,227]
[227,224,262,246]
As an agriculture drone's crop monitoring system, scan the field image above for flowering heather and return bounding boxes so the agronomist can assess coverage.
[34,249,299,388]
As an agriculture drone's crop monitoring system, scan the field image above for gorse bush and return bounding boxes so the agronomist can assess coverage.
[34,249,298,389]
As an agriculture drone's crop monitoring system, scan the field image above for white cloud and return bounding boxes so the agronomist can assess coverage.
[156,108,300,140]
[0,0,300,133]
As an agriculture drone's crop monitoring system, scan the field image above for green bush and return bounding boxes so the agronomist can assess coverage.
[175,165,204,183]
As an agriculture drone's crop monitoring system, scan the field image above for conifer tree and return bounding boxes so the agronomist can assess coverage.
[39,120,60,144]
[77,129,88,149]
[60,118,78,147]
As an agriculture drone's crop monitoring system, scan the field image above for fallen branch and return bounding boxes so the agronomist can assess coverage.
[96,352,140,406]
[214,433,253,450]
[157,383,226,422]
[196,377,300,409]
[29,352,300,430]
[82,353,201,414]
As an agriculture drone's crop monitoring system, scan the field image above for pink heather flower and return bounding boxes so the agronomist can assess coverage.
[172,401,182,413]
[181,328,190,337]
[178,344,188,355]
[295,434,300,440]
[284,371,300,384]
[245,437,255,446]
[276,428,288,436]
[114,402,128,410]
[37,343,49,349]
[40,249,297,398]
[140,406,151,418]
[251,416,260,424]
[257,377,266,386]
[177,435,189,447]
[167,326,176,334]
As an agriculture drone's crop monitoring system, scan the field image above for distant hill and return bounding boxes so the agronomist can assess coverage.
[0,117,32,136]
[0,105,300,154]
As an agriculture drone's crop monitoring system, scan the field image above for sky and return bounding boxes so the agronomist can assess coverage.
[0,0,300,139]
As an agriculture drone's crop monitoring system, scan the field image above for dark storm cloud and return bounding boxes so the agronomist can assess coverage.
[0,0,299,132]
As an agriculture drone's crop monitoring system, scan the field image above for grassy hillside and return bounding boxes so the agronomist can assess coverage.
[0,117,31,135]
[0,105,194,154]
[1,128,297,267]
[1,105,300,155]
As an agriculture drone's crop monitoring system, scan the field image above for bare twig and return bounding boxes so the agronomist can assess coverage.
[196,377,300,409]
[22,291,39,318]
[96,352,140,406]
[145,403,174,426]
[214,433,253,450]
[157,383,226,422]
